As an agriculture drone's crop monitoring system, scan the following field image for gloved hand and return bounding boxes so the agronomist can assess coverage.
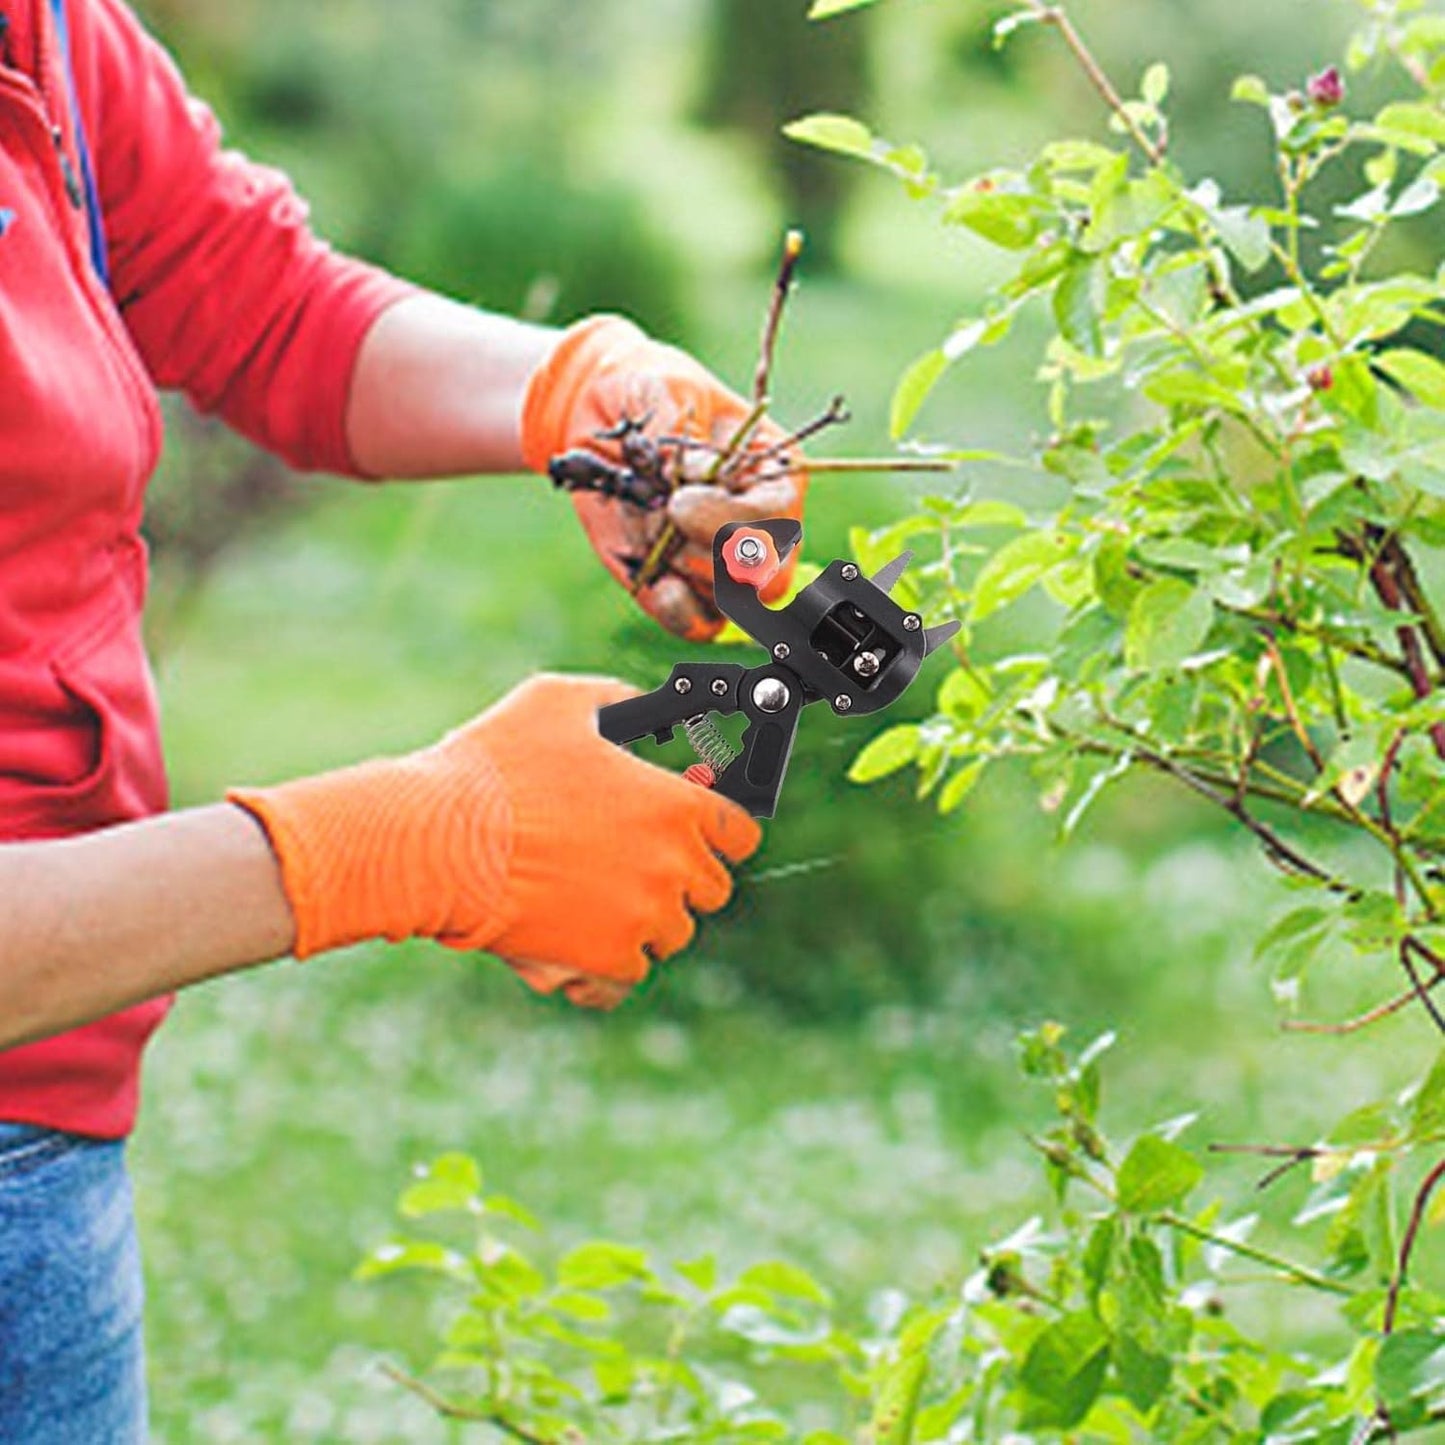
[520,316,808,641]
[228,675,761,1008]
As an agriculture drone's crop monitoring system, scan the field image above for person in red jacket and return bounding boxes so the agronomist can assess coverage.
[0,0,804,1438]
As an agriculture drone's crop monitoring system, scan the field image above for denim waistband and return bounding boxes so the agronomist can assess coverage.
[0,1122,51,1152]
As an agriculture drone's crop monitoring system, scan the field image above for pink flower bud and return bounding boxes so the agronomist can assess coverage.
[1307,67,1345,109]
[1307,364,1335,393]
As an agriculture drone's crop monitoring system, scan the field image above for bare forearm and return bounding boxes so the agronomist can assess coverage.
[0,805,295,1052]
[346,293,558,478]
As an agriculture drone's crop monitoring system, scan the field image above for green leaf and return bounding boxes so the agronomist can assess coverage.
[808,0,879,15]
[870,1349,928,1445]
[849,725,922,784]
[891,349,948,439]
[558,1242,653,1290]
[783,113,875,160]
[1125,579,1213,671]
[738,1260,832,1305]
[676,1255,717,1293]
[1377,1329,1445,1409]
[945,185,1047,249]
[355,1238,466,1281]
[1253,905,1333,980]
[970,531,1074,620]
[1412,1051,1445,1139]
[1378,348,1445,410]
[400,1153,482,1218]
[1117,1135,1204,1213]
[1019,1313,1110,1429]
[1115,1332,1172,1413]
[1141,62,1170,107]
[939,761,986,815]
[1054,258,1106,357]
[1232,74,1270,106]
[1375,101,1445,148]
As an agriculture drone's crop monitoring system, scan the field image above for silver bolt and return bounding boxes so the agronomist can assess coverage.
[753,677,792,714]
[711,678,729,697]
[903,614,922,632]
[736,537,765,565]
[853,650,882,679]
[773,642,791,662]
[841,563,860,581]
[674,677,693,695]
[834,694,853,713]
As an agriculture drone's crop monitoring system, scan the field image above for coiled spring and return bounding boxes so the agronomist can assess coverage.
[685,715,739,775]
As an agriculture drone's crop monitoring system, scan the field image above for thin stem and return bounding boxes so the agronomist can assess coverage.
[1022,2,1164,165]
[1384,1157,1445,1335]
[1400,938,1445,1038]
[1158,1211,1354,1297]
[378,1363,552,1443]
[1284,980,1443,1036]
[753,229,804,407]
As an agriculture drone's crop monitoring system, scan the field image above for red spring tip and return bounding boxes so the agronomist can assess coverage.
[684,762,717,789]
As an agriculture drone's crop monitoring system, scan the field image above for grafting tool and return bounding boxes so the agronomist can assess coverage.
[599,518,960,818]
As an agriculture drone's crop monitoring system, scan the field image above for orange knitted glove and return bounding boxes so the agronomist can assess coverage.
[228,675,761,1007]
[520,316,808,642]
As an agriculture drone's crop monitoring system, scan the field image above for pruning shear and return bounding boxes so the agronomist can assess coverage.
[599,519,961,818]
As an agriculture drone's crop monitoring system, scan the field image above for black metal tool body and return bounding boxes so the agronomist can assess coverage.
[599,519,959,817]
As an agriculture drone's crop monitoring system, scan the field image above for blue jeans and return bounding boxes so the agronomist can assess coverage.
[0,1123,147,1443]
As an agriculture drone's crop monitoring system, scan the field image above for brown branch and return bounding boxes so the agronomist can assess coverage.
[1137,748,1336,884]
[1284,981,1443,1036]
[1401,937,1445,1038]
[754,229,805,407]
[1342,527,1445,763]
[378,1362,553,1444]
[634,231,806,593]
[1385,1156,1445,1336]
[1263,634,1326,771]
[1022,3,1165,165]
[1385,537,1445,676]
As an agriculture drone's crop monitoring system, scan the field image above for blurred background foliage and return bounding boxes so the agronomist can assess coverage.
[119,0,1445,1438]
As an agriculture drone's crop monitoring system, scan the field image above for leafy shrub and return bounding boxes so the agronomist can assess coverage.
[366,0,1445,1437]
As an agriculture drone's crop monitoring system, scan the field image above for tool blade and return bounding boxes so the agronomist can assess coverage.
[923,621,961,655]
[871,550,914,594]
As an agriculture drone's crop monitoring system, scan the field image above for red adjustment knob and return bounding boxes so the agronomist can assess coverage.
[722,528,782,590]
[683,762,717,789]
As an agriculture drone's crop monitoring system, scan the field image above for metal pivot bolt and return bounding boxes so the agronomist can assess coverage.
[736,536,765,565]
[841,563,860,581]
[773,642,791,662]
[711,678,729,697]
[674,677,693,695]
[903,614,921,632]
[834,694,853,713]
[752,677,792,714]
[853,650,882,678]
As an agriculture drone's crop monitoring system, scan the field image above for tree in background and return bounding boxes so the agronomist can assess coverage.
[697,0,872,271]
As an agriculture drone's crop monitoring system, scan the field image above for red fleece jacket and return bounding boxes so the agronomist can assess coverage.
[0,0,413,1137]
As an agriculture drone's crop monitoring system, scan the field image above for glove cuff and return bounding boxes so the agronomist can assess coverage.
[519,314,649,473]
[227,748,512,960]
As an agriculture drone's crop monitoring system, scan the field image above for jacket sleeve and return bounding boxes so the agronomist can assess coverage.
[80,0,417,475]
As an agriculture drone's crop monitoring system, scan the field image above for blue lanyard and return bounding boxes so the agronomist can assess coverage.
[47,0,109,287]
